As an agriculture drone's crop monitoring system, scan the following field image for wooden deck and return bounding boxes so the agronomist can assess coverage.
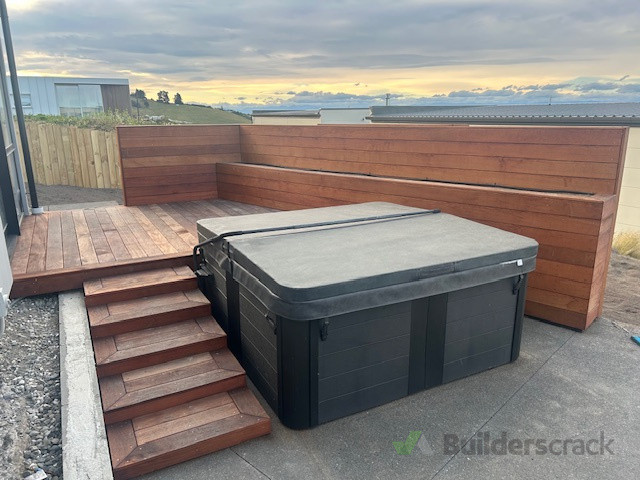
[9,199,274,298]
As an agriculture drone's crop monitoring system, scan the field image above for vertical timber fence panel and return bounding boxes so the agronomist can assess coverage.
[18,122,122,189]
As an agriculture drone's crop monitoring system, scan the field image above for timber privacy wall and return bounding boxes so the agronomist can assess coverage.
[118,125,240,205]
[117,124,628,330]
[18,122,122,189]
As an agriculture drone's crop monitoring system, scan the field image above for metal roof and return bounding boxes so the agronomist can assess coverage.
[367,103,640,126]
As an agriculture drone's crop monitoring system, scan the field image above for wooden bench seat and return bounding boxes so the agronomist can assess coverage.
[217,162,617,331]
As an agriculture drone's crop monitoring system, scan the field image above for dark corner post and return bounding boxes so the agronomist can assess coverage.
[0,0,42,214]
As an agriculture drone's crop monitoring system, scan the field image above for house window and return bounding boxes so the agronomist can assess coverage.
[55,84,104,117]
[20,93,31,108]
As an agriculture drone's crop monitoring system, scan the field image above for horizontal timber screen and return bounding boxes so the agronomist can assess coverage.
[116,123,627,330]
[117,125,241,206]
[218,124,628,331]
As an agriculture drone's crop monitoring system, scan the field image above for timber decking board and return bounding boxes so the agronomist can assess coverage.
[84,265,197,306]
[45,211,63,271]
[61,210,82,268]
[87,289,211,338]
[10,214,35,275]
[100,350,246,424]
[72,209,99,264]
[105,207,147,259]
[9,199,273,298]
[95,208,131,261]
[27,214,49,273]
[107,388,271,480]
[93,317,227,377]
[84,262,271,478]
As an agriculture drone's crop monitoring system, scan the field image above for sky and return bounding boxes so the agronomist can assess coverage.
[5,0,640,112]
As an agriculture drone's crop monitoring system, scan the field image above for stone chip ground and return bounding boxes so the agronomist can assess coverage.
[0,295,62,480]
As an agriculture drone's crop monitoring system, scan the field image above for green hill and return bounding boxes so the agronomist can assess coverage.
[131,98,250,124]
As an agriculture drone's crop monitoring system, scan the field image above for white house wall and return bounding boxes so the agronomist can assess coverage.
[252,116,319,125]
[0,232,11,298]
[8,76,130,116]
[320,108,371,124]
[16,76,58,115]
[617,127,640,233]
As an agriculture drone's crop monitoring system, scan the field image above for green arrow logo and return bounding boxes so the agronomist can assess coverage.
[393,431,422,455]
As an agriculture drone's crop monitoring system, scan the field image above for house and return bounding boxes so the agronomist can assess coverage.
[8,76,132,117]
[368,102,640,234]
[252,109,320,125]
[367,103,640,126]
[252,107,370,125]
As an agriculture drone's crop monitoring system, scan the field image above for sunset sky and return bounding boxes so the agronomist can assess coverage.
[6,0,640,111]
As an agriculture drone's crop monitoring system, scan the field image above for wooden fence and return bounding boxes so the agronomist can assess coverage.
[225,124,628,331]
[118,125,240,205]
[16,122,122,189]
[116,123,628,330]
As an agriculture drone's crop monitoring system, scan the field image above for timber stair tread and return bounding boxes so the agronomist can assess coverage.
[87,289,211,338]
[85,266,271,478]
[107,388,271,480]
[100,350,246,424]
[84,266,197,307]
[93,316,227,377]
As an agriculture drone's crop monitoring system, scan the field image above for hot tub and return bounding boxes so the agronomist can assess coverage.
[196,203,538,429]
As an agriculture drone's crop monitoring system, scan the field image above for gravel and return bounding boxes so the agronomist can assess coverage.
[602,252,640,332]
[0,295,62,480]
[35,183,122,206]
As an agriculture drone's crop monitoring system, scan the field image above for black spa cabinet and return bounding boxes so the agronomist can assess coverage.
[196,202,428,356]
[196,203,538,429]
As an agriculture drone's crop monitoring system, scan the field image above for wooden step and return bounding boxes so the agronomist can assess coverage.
[84,266,197,307]
[93,317,227,377]
[87,289,211,338]
[107,388,271,480]
[99,350,246,424]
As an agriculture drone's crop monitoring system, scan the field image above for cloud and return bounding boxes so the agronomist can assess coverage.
[231,78,640,113]
[575,82,619,91]
[6,0,640,109]
[617,84,640,93]
[9,0,640,79]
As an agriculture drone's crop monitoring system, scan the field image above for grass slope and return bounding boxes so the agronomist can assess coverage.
[132,99,250,124]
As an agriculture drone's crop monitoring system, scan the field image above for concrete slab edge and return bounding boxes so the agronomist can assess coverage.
[59,290,113,480]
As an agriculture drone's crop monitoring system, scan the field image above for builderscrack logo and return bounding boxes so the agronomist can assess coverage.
[394,431,614,456]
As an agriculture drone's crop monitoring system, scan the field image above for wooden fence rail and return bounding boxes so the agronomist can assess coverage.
[16,122,122,189]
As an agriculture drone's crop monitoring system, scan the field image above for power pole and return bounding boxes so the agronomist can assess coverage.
[385,93,390,106]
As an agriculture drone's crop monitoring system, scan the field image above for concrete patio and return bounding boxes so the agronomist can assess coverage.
[138,316,639,480]
[40,122,636,478]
